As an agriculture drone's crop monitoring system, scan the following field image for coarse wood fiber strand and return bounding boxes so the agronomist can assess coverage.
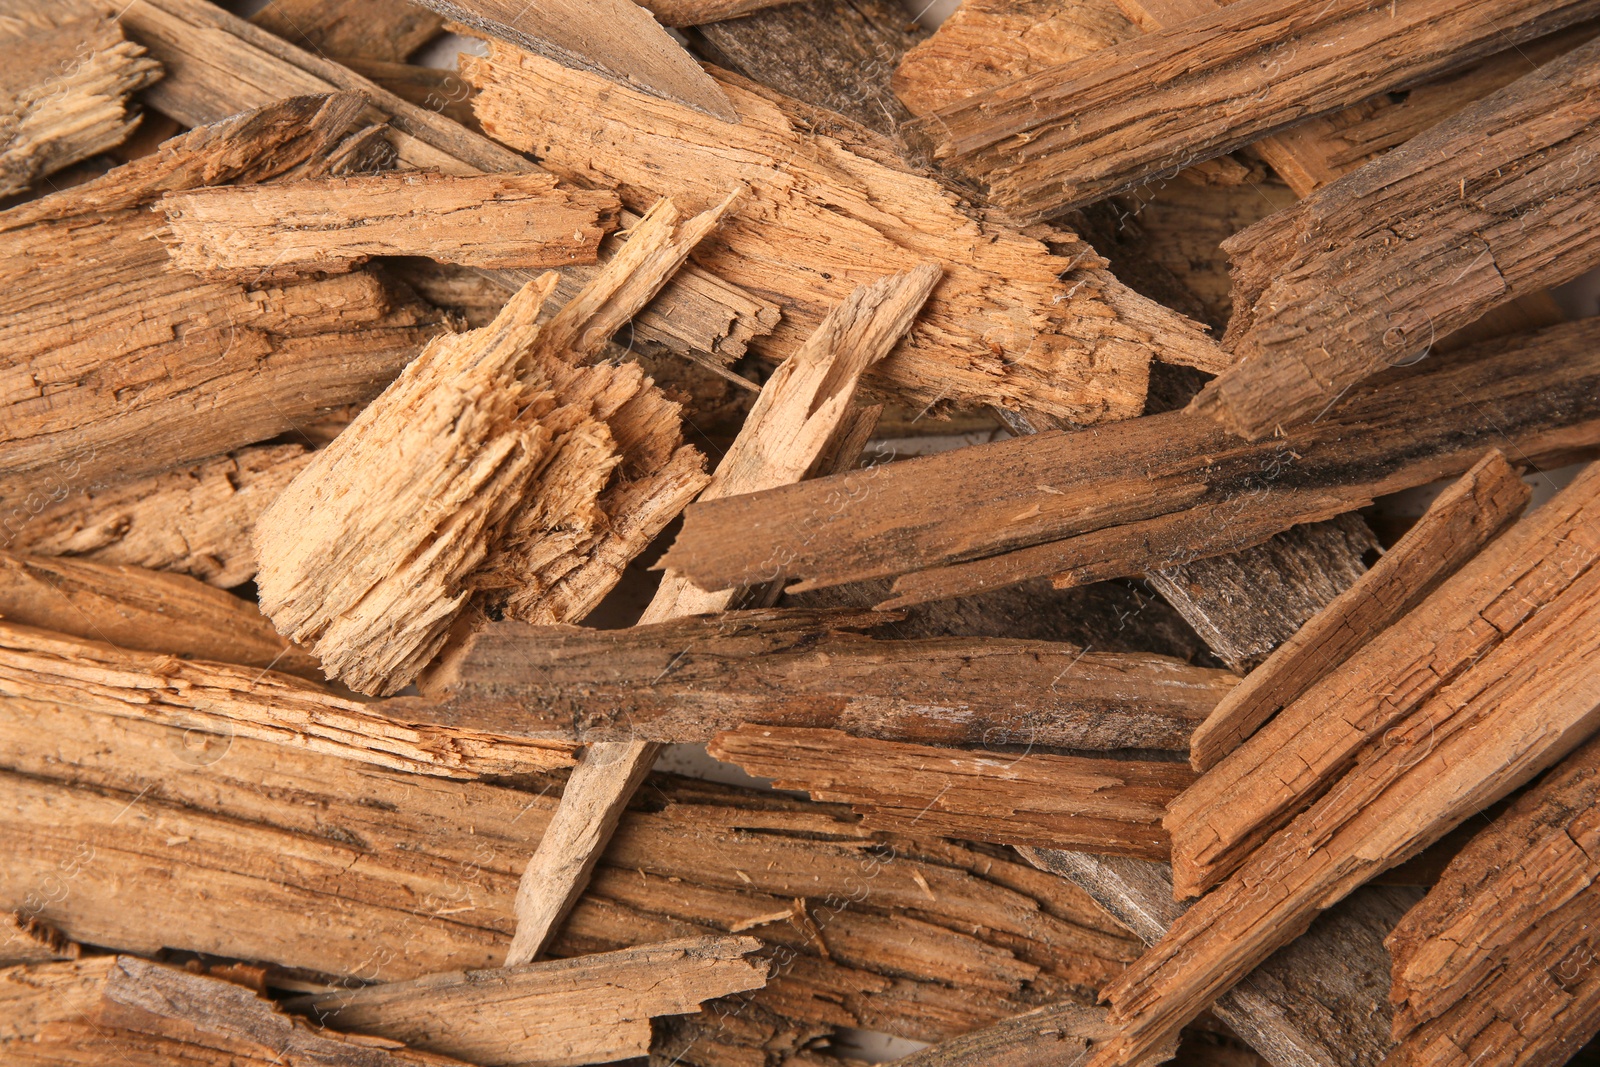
[1191,36,1600,438]
[911,0,1600,221]
[249,0,445,63]
[463,38,1228,422]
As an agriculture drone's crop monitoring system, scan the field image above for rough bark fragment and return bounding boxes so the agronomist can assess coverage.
[0,955,465,1065]
[709,726,1194,859]
[465,41,1228,421]
[1025,850,1416,1067]
[1385,733,1600,1067]
[408,607,1235,751]
[288,937,767,1067]
[0,0,162,197]
[1093,463,1600,1067]
[0,93,446,496]
[686,0,924,137]
[1192,38,1600,439]
[1168,455,1600,897]
[0,623,572,778]
[1142,515,1375,675]
[505,266,938,966]
[911,0,1600,221]
[249,0,445,62]
[1189,452,1529,771]
[120,0,779,365]
[1,445,309,589]
[660,318,1600,605]
[255,198,719,695]
[0,697,1139,1063]
[164,173,620,275]
[0,551,320,681]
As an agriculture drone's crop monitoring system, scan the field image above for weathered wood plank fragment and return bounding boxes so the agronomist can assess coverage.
[250,0,445,62]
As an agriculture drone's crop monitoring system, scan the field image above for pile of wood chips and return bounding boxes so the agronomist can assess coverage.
[4,0,1600,1065]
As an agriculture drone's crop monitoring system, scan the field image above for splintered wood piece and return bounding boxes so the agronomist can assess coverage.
[708,726,1195,859]
[287,937,766,1066]
[0,93,446,497]
[407,607,1236,750]
[641,0,796,25]
[465,39,1228,423]
[1188,452,1530,771]
[255,197,722,695]
[659,318,1600,604]
[0,955,468,1065]
[1143,515,1376,674]
[911,0,1600,221]
[504,266,937,966]
[1091,463,1600,1067]
[1024,849,1417,1067]
[686,0,924,137]
[249,0,445,62]
[0,551,320,681]
[0,622,573,778]
[1,913,77,967]
[2,444,310,589]
[1385,733,1600,1066]
[882,1001,1119,1067]
[0,0,162,197]
[0,699,1139,1056]
[1168,455,1600,898]
[163,173,620,275]
[410,0,739,121]
[1192,37,1600,439]
[120,0,779,365]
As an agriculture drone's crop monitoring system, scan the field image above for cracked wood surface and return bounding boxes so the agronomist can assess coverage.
[119,0,779,365]
[659,318,1600,606]
[1169,451,1600,898]
[911,0,1600,221]
[164,173,620,275]
[1188,451,1530,770]
[1192,37,1600,439]
[1385,732,1600,1067]
[464,37,1228,422]
[0,93,446,497]
[1092,461,1600,1066]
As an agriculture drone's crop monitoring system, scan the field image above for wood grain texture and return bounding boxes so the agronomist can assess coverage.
[410,0,739,121]
[1093,462,1600,1067]
[250,0,445,62]
[911,0,1600,221]
[687,0,924,137]
[2,444,310,589]
[409,607,1236,750]
[0,697,1140,1067]
[1169,455,1600,898]
[1192,37,1600,439]
[0,622,573,778]
[710,725,1194,859]
[507,266,937,965]
[0,93,446,496]
[660,318,1600,606]
[120,0,779,365]
[1142,515,1375,675]
[1385,733,1600,1067]
[1189,452,1530,770]
[255,197,722,695]
[465,39,1228,422]
[0,551,320,681]
[163,173,620,275]
[0,913,76,967]
[0,0,162,197]
[1024,849,1417,1067]
[882,1000,1121,1067]
[642,0,797,25]
[290,937,767,1066]
[1,954,464,1065]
